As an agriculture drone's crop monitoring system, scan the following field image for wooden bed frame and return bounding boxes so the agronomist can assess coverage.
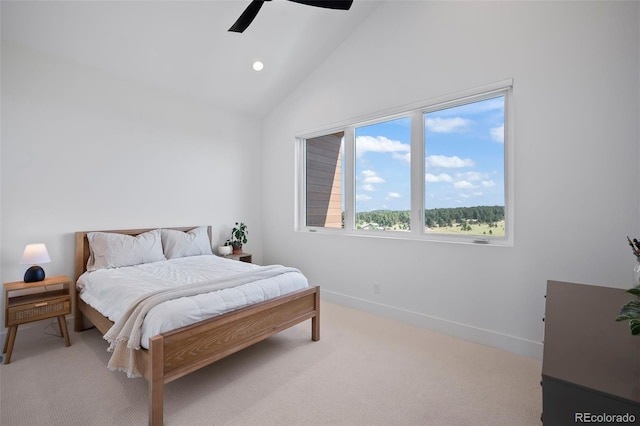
[73,226,320,426]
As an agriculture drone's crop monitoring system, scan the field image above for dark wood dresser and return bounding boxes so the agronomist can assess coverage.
[542,280,640,425]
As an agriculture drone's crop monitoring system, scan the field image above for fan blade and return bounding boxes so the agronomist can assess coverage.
[287,0,353,10]
[229,0,266,33]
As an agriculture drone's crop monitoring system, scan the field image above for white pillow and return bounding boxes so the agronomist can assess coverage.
[161,227,213,259]
[87,229,166,271]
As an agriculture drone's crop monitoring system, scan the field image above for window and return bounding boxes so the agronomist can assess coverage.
[304,132,344,229]
[355,117,411,231]
[297,80,512,245]
[424,96,505,237]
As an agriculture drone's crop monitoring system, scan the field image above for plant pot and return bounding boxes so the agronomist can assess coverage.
[232,243,243,254]
[218,245,232,256]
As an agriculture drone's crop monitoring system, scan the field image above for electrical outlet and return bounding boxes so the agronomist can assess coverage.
[373,283,381,294]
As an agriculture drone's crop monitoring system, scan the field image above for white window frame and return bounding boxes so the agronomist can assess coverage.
[295,79,514,246]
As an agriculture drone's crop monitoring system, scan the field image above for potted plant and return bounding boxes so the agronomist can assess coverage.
[230,222,248,254]
[615,237,640,335]
[218,240,233,256]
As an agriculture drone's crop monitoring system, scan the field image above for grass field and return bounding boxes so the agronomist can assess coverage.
[425,221,505,237]
[361,220,506,237]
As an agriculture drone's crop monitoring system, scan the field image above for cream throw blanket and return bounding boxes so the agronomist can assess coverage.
[103,265,302,378]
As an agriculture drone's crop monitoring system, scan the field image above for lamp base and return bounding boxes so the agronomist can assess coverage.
[24,265,45,282]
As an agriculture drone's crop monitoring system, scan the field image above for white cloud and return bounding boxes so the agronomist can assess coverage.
[363,175,385,184]
[427,170,493,197]
[490,124,504,143]
[360,169,385,186]
[387,192,401,198]
[356,194,372,202]
[359,170,385,192]
[425,117,470,133]
[392,152,411,163]
[356,135,410,158]
[425,173,453,183]
[454,180,477,189]
[458,171,487,182]
[426,155,474,168]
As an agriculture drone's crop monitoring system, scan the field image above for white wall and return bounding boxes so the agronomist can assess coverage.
[262,1,640,358]
[0,42,264,326]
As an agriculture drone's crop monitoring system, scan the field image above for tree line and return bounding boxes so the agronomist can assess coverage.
[354,205,504,229]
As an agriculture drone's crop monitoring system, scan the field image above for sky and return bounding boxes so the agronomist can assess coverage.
[354,95,505,213]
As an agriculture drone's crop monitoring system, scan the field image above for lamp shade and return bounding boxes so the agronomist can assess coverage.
[20,243,51,265]
[20,244,51,282]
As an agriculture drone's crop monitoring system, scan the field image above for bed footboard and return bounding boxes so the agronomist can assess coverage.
[143,285,320,426]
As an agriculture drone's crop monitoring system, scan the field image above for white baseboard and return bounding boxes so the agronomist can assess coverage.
[1,299,543,362]
[320,289,543,360]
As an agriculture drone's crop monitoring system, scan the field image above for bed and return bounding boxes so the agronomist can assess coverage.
[73,226,320,426]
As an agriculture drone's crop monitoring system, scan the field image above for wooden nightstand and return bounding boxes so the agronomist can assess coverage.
[222,252,252,263]
[3,275,72,364]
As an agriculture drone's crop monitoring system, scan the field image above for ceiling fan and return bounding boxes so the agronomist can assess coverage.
[229,0,354,33]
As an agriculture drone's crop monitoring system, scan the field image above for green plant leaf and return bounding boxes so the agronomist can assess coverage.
[616,298,640,323]
[630,319,640,335]
[620,299,640,311]
[616,312,640,321]
[627,287,640,296]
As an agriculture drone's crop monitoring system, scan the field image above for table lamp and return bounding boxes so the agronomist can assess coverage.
[20,243,51,282]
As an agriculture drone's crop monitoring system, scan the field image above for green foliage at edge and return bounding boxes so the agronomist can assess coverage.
[616,290,640,335]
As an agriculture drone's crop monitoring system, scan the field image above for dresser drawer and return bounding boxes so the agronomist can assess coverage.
[7,295,71,326]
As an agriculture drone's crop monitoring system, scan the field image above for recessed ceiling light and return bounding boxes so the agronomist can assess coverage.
[252,60,264,71]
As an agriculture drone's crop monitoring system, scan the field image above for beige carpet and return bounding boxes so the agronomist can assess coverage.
[0,301,541,426]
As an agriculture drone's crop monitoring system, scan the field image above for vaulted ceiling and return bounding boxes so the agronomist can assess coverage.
[1,0,382,117]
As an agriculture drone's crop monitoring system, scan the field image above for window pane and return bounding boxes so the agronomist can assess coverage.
[424,96,505,237]
[305,132,344,228]
[355,117,411,231]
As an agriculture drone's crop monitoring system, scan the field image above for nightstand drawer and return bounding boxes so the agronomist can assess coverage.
[7,295,70,326]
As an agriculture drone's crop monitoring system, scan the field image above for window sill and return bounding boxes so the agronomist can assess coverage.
[298,227,513,247]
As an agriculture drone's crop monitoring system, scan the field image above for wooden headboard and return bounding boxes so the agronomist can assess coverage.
[74,226,212,282]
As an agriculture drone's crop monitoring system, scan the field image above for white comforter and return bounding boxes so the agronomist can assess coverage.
[77,255,309,348]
